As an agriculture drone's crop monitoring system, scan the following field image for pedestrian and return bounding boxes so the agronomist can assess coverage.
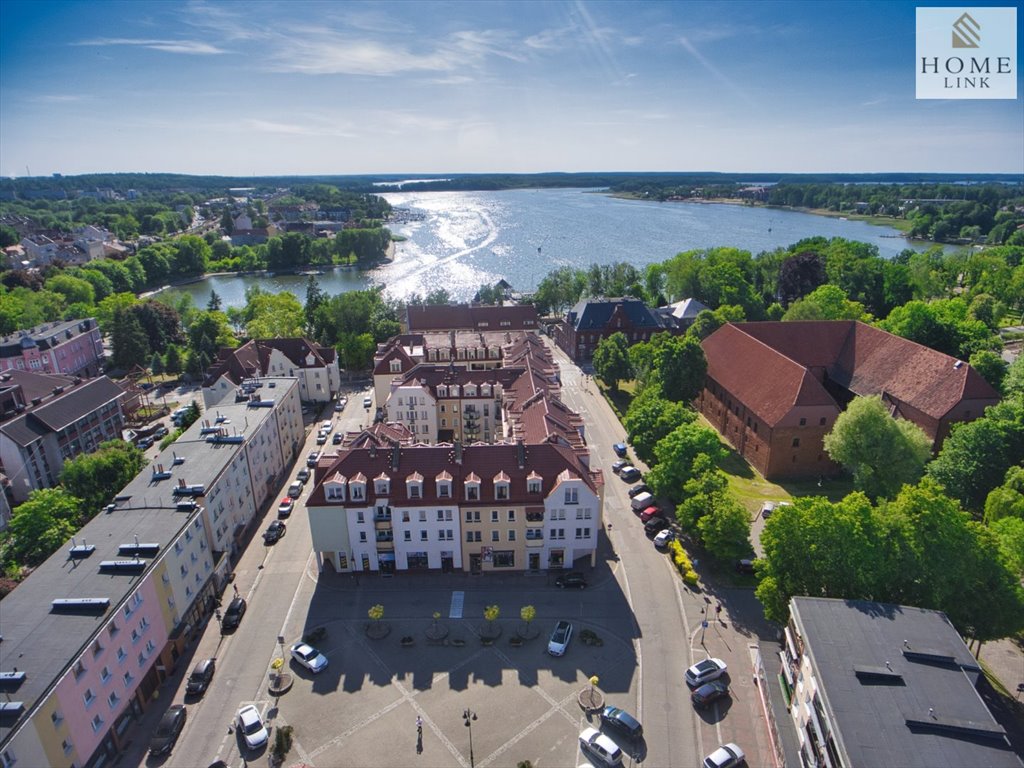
[416,715,423,733]
[233,584,239,597]
[715,602,723,624]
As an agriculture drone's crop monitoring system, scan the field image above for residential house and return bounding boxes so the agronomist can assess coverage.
[0,318,104,377]
[653,297,710,331]
[306,439,603,575]
[0,376,128,502]
[551,297,670,362]
[773,597,1020,768]
[203,338,340,407]
[697,321,1001,480]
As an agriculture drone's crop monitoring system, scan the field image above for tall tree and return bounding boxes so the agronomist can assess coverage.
[60,441,146,519]
[777,251,826,306]
[110,308,151,370]
[647,422,726,504]
[823,396,932,499]
[207,290,223,311]
[592,332,632,390]
[164,344,183,375]
[623,389,694,465]
[1,488,81,567]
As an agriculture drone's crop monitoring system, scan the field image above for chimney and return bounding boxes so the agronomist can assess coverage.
[369,443,377,460]
[454,440,463,465]
[517,439,526,469]
[391,444,400,472]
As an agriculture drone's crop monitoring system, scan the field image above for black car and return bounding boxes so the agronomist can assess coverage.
[644,517,668,536]
[620,467,642,483]
[185,658,216,697]
[627,483,651,498]
[735,558,756,575]
[612,442,628,458]
[296,467,311,483]
[691,680,730,709]
[332,432,343,445]
[221,596,246,632]
[554,571,587,589]
[149,704,186,755]
[263,520,286,544]
[611,459,627,474]
[600,704,643,740]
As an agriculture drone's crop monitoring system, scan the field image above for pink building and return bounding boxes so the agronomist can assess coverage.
[0,318,104,377]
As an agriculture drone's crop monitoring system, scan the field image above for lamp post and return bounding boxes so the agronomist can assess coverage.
[463,708,477,768]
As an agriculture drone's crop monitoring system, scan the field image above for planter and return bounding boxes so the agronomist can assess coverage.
[401,636,416,647]
[509,636,524,647]
[451,638,466,648]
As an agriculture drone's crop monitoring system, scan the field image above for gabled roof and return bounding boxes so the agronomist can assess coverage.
[204,337,335,387]
[406,303,539,332]
[566,297,661,332]
[0,377,126,446]
[702,321,1003,432]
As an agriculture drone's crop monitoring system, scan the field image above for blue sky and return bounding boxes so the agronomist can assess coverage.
[1,0,1021,176]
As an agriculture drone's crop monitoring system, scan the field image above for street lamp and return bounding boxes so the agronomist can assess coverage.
[463,708,477,768]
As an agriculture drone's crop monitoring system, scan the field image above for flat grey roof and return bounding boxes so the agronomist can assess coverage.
[792,597,1021,768]
[0,382,289,742]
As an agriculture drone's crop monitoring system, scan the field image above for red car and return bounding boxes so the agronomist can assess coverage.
[639,506,661,523]
[277,498,294,517]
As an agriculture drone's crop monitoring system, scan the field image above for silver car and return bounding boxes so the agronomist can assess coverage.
[547,620,573,656]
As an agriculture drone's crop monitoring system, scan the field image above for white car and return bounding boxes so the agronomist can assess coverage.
[362,396,373,409]
[653,529,674,548]
[703,742,745,768]
[685,657,728,687]
[236,705,268,749]
[290,642,329,673]
[579,727,623,766]
[547,620,573,656]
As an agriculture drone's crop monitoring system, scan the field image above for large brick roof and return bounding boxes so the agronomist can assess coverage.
[702,321,1000,427]
[406,303,539,332]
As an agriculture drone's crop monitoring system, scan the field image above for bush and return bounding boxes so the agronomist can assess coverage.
[273,724,294,759]
[669,540,699,586]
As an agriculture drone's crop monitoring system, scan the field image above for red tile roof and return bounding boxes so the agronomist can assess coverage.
[406,303,539,332]
[204,337,335,386]
[703,321,1000,426]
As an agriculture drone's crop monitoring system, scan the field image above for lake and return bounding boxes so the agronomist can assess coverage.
[167,188,933,307]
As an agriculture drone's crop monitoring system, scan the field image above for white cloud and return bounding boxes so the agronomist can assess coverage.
[74,37,226,54]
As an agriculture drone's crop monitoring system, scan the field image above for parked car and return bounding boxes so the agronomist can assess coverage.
[600,705,643,740]
[332,432,343,445]
[296,467,311,482]
[362,396,373,408]
[316,432,328,445]
[321,419,332,431]
[307,451,321,468]
[185,658,216,697]
[736,558,756,575]
[277,498,294,518]
[138,436,154,450]
[288,481,303,498]
[691,680,730,709]
[221,597,246,632]
[639,506,661,523]
[263,520,286,544]
[611,459,627,474]
[154,425,169,438]
[620,466,642,483]
[149,705,186,755]
[612,442,628,458]
[554,571,587,589]
[579,727,623,766]
[547,620,573,656]
[703,742,745,768]
[653,529,674,548]
[644,517,668,536]
[290,642,329,673]
[685,657,728,687]
[627,483,651,498]
[236,705,269,750]
[334,397,346,412]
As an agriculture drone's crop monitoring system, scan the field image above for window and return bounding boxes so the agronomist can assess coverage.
[575,528,592,540]
[410,486,421,499]
[1,750,15,768]
[108,621,120,638]
[62,739,73,756]
[466,531,474,543]
[145,640,156,655]
[51,710,64,728]
[507,510,515,522]
[526,529,543,540]
[799,417,807,426]
[819,417,827,426]
[491,510,499,522]
[551,509,565,521]
[90,714,103,733]
[117,647,127,663]
[100,666,111,684]
[439,484,450,498]
[493,551,514,568]
[528,479,541,493]
[107,692,120,709]
[465,510,474,522]
[437,510,444,521]
[437,529,446,541]
[73,661,86,680]
[564,488,578,504]
[496,485,508,500]
[792,437,800,448]
[357,511,364,524]
[551,528,565,540]
[404,530,411,541]
[445,510,453,521]
[359,532,367,542]
[83,689,96,708]
[421,530,429,541]
[491,531,500,542]
[508,530,516,541]
[473,531,482,542]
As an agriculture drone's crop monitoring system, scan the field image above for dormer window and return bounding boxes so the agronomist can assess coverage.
[406,472,423,500]
[325,473,347,502]
[465,385,477,397]
[494,471,510,500]
[350,473,366,501]
[374,473,390,496]
[564,487,578,504]
[390,359,402,373]
[465,473,481,501]
[436,471,452,498]
[438,385,447,397]
[527,472,542,494]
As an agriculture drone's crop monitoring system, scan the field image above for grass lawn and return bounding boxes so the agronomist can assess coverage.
[596,379,637,420]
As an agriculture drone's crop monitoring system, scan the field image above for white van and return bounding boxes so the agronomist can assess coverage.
[630,492,654,512]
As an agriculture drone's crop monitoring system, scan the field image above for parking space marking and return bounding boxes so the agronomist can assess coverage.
[449,589,465,618]
[478,691,584,768]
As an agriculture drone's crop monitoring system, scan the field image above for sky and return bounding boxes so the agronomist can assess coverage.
[1,0,1021,177]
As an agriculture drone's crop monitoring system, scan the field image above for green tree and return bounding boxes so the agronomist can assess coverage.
[654,334,707,403]
[520,605,536,636]
[150,353,164,375]
[823,396,932,499]
[95,292,138,334]
[45,274,95,307]
[484,604,500,632]
[164,344,183,375]
[647,422,726,504]
[60,440,146,519]
[1,488,81,567]
[782,284,867,321]
[187,310,236,360]
[990,517,1024,578]
[983,466,1024,523]
[623,390,694,465]
[173,235,211,276]
[675,454,729,529]
[969,350,1008,393]
[1004,355,1024,400]
[696,496,751,562]
[110,308,151,370]
[207,290,223,311]
[244,290,305,339]
[592,332,632,390]
[686,309,724,341]
[304,276,326,336]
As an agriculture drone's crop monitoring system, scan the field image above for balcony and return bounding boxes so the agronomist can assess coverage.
[375,531,394,543]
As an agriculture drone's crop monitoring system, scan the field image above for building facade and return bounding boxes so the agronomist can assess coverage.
[203,338,340,407]
[551,297,671,362]
[0,319,104,377]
